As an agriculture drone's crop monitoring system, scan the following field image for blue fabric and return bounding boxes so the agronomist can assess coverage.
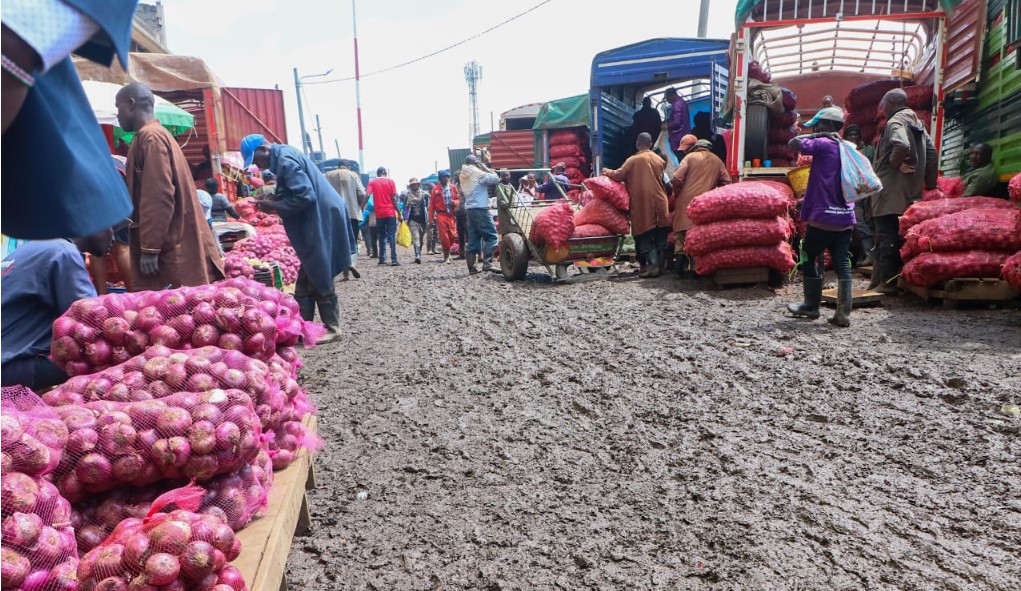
[464,172,500,210]
[465,209,499,256]
[799,137,855,228]
[536,174,571,200]
[62,0,138,68]
[241,134,265,168]
[377,216,398,264]
[1,240,97,365]
[268,145,353,295]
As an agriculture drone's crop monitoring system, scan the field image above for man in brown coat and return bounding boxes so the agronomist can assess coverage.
[670,139,731,276]
[603,132,671,278]
[116,83,224,291]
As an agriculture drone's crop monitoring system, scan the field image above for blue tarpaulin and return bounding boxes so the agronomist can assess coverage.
[590,38,730,90]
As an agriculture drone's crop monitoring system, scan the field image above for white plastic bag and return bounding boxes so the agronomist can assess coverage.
[837,139,882,203]
[655,130,680,179]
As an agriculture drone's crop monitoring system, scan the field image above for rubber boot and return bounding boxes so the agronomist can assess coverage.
[482,252,495,273]
[296,296,316,322]
[828,279,852,327]
[315,294,341,343]
[875,259,901,295]
[787,277,823,319]
[443,250,450,264]
[466,253,480,275]
[867,258,883,290]
[641,248,662,278]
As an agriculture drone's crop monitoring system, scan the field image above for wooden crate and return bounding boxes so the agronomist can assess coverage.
[822,287,884,307]
[232,414,317,591]
[711,267,776,289]
[900,277,1020,309]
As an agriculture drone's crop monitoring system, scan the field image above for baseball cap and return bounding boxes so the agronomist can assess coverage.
[678,134,698,151]
[240,134,265,168]
[408,177,420,185]
[439,169,451,178]
[805,106,845,127]
[465,154,478,164]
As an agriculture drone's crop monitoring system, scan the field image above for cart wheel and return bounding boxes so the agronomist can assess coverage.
[555,264,569,280]
[500,233,529,281]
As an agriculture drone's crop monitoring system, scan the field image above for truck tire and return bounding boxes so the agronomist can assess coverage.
[745,103,769,163]
[500,233,529,281]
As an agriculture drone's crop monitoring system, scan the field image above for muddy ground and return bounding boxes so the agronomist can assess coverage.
[285,249,1020,591]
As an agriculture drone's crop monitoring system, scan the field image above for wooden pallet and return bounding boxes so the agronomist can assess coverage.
[821,287,884,307]
[899,277,1021,309]
[711,267,785,289]
[233,414,317,591]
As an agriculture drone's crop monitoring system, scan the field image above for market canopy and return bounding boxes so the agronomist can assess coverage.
[590,38,730,90]
[81,80,194,143]
[533,95,589,130]
[736,0,965,27]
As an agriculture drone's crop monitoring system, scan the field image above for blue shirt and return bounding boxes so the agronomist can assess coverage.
[464,171,500,210]
[1,240,97,365]
[799,136,856,228]
[536,174,570,200]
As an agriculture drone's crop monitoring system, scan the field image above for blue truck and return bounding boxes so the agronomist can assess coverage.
[589,38,731,171]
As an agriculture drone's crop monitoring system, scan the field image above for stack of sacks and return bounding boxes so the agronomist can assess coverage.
[529,201,576,249]
[1002,251,1021,291]
[872,85,934,146]
[843,79,916,146]
[548,128,591,186]
[684,182,796,275]
[767,86,799,167]
[573,177,631,238]
[923,176,967,201]
[900,200,1021,287]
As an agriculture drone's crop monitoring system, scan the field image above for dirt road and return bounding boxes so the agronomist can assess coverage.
[286,252,1021,590]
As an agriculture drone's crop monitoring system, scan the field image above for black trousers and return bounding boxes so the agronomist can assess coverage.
[873,214,903,279]
[455,209,467,255]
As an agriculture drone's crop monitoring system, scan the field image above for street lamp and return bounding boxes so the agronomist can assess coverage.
[293,68,333,156]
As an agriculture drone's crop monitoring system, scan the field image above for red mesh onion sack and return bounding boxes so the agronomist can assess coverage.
[574,199,630,235]
[684,216,792,257]
[899,197,1020,235]
[559,156,587,170]
[224,253,255,280]
[922,188,945,201]
[770,110,798,127]
[753,181,796,207]
[72,449,274,555]
[749,61,771,83]
[1002,251,1021,290]
[76,484,247,591]
[228,235,299,284]
[50,388,262,504]
[1,471,78,591]
[1,386,67,478]
[768,126,798,143]
[571,224,612,239]
[687,182,791,225]
[1009,173,1021,203]
[902,250,1011,287]
[901,208,1021,262]
[583,176,630,212]
[549,130,580,147]
[694,242,797,276]
[781,87,798,111]
[549,144,583,159]
[936,176,965,199]
[846,80,913,111]
[528,202,576,248]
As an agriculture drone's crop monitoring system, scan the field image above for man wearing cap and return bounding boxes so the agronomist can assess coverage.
[664,87,691,160]
[535,163,571,200]
[116,82,224,290]
[324,163,367,279]
[429,170,460,263]
[676,134,698,160]
[602,132,671,278]
[786,106,857,327]
[402,178,430,264]
[367,167,401,266]
[459,155,501,274]
[241,134,355,342]
[670,138,730,276]
[870,88,937,294]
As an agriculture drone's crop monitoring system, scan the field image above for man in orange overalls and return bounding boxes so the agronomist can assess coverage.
[429,170,461,263]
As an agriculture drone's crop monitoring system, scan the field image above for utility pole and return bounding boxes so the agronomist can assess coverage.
[353,0,365,172]
[335,139,342,159]
[464,61,482,146]
[315,114,325,157]
[293,68,309,156]
[698,0,710,38]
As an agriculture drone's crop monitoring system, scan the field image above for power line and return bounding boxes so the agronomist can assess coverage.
[303,0,554,85]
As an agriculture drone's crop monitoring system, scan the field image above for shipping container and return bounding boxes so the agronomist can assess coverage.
[221,87,288,150]
[448,148,471,175]
[489,130,541,169]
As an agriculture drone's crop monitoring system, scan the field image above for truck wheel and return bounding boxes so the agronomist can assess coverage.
[500,233,529,281]
[745,103,769,163]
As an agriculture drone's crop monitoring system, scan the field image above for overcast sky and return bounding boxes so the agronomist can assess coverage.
[161,0,740,181]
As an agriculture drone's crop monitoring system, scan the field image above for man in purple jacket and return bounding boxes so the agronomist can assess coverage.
[664,87,691,160]
[786,107,856,327]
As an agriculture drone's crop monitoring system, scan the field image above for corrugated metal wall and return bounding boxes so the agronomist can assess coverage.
[490,130,538,169]
[597,92,636,170]
[221,87,288,150]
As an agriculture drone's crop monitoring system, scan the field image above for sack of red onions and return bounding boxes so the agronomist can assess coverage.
[1,470,78,591]
[72,448,273,555]
[1,386,68,478]
[49,388,262,503]
[687,182,791,225]
[76,484,247,591]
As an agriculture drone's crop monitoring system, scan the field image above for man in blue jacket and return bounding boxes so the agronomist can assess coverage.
[242,134,355,343]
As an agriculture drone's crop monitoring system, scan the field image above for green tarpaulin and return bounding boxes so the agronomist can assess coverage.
[735,0,965,27]
[533,94,589,130]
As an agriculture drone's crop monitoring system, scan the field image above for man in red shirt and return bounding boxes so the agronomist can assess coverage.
[367,167,400,265]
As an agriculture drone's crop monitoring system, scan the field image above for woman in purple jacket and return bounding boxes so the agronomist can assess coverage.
[786,107,856,327]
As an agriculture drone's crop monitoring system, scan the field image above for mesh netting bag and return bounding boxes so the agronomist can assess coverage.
[549,144,583,159]
[902,250,1012,287]
[898,197,1020,235]
[582,176,630,212]
[1,471,78,591]
[2,386,68,478]
[1002,251,1021,291]
[684,216,792,257]
[50,389,262,504]
[571,224,612,239]
[549,130,581,147]
[687,182,791,225]
[227,236,299,284]
[528,202,576,248]
[574,199,630,235]
[901,208,1021,262]
[76,484,247,591]
[1009,173,1021,203]
[694,242,797,276]
[936,176,965,199]
[845,80,913,111]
